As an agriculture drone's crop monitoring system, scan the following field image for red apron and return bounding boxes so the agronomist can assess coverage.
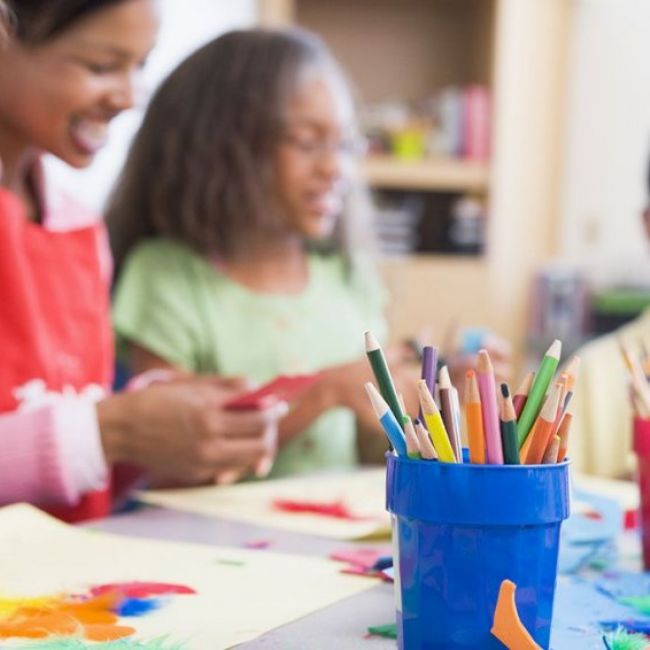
[0,186,114,521]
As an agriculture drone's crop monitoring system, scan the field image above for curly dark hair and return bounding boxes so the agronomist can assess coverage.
[107,27,373,277]
[5,0,129,43]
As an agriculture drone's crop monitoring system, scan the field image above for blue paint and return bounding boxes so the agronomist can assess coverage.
[116,596,163,617]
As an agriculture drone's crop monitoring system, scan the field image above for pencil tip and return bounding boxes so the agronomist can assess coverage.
[548,339,562,358]
[500,383,510,398]
[364,331,379,351]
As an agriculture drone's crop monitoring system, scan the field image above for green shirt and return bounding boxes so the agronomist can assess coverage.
[112,238,387,478]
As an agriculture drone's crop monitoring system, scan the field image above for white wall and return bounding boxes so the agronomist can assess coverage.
[559,0,650,287]
[45,0,256,213]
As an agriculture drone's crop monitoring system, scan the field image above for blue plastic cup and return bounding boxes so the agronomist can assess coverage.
[386,454,570,649]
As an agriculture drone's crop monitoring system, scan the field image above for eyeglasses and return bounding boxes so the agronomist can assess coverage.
[281,132,368,160]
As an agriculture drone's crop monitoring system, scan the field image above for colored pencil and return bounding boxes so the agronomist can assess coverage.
[364,331,406,425]
[464,370,485,464]
[523,381,563,464]
[499,384,520,464]
[439,365,462,462]
[365,382,408,457]
[542,435,561,464]
[414,419,438,459]
[402,418,422,459]
[477,350,503,464]
[550,372,569,435]
[556,412,572,462]
[419,345,437,421]
[512,372,534,420]
[421,346,437,396]
[517,339,562,447]
[560,355,581,414]
[417,380,456,463]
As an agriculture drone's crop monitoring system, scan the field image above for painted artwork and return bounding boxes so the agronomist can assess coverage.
[0,505,377,648]
[0,582,194,648]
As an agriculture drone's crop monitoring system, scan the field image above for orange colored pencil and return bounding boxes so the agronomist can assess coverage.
[542,434,561,464]
[464,370,486,464]
[557,412,573,462]
[512,372,534,420]
[523,382,563,464]
[550,372,569,435]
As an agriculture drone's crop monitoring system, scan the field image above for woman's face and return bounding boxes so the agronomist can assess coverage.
[275,70,356,241]
[0,0,158,168]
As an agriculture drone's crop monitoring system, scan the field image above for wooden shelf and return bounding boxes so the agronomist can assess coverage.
[361,155,489,192]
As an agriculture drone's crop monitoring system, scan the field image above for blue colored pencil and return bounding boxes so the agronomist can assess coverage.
[365,382,408,457]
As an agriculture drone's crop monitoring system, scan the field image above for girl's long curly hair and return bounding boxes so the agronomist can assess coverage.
[107,27,374,278]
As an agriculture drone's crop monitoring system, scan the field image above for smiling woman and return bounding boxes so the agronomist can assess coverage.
[0,1,288,522]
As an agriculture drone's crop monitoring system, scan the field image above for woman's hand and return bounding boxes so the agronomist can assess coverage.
[97,379,287,486]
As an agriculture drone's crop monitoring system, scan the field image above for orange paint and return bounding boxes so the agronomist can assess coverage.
[84,623,136,641]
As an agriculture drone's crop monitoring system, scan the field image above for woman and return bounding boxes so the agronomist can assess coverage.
[0,0,285,521]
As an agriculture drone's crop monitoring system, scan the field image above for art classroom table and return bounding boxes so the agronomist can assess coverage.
[88,478,646,650]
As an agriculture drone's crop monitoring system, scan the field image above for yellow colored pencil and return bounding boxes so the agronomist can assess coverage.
[417,380,456,463]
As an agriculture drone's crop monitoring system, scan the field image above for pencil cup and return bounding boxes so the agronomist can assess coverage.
[633,417,650,570]
[386,454,570,649]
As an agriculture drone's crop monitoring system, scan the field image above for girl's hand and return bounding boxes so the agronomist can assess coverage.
[97,380,287,486]
[319,346,421,428]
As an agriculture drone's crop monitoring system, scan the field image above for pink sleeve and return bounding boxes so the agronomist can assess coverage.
[0,399,108,507]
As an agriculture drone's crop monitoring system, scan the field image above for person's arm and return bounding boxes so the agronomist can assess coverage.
[0,397,108,506]
[97,379,286,486]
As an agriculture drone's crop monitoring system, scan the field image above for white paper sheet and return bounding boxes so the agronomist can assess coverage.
[0,504,379,648]
[138,468,391,540]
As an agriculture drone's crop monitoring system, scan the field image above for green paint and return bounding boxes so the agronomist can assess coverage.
[619,595,650,616]
[604,627,649,650]
[15,637,185,649]
[367,623,397,639]
[214,558,246,566]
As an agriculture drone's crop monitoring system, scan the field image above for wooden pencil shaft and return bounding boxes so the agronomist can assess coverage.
[440,387,461,462]
[542,435,560,464]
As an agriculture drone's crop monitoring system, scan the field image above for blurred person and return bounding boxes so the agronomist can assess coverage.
[0,0,286,521]
[109,28,511,477]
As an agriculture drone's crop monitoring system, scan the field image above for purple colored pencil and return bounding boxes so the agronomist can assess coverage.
[421,346,437,393]
[419,346,437,421]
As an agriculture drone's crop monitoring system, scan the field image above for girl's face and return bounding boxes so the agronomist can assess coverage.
[0,0,158,168]
[275,70,355,241]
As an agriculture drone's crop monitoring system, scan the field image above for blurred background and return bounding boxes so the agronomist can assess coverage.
[47,0,650,371]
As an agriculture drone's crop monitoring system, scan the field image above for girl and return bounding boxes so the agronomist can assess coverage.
[0,0,285,521]
[109,28,418,478]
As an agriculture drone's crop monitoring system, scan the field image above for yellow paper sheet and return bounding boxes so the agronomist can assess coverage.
[0,504,379,648]
[138,468,391,540]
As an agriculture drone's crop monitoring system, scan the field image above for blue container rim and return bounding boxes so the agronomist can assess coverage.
[386,454,571,526]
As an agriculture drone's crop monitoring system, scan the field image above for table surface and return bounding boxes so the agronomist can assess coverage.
[94,505,395,650]
[92,502,639,649]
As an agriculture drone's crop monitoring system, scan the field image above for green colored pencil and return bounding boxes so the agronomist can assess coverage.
[499,383,520,464]
[364,331,406,425]
[516,339,562,447]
